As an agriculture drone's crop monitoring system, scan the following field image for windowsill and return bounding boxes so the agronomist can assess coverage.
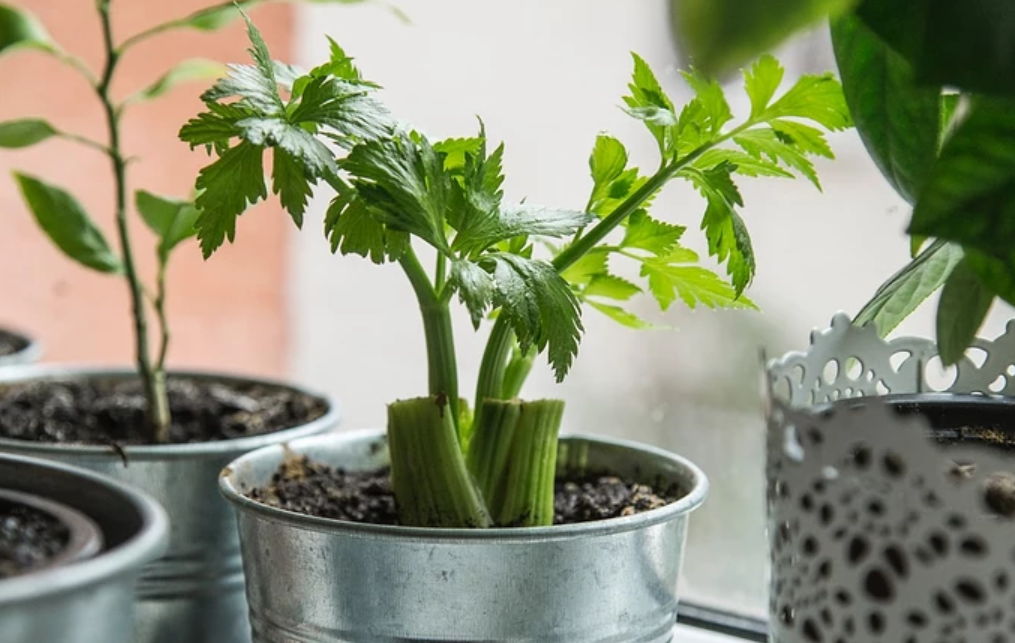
[674,624,747,642]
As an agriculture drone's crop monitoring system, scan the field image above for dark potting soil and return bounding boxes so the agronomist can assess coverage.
[0,376,328,445]
[0,499,69,579]
[248,455,680,526]
[0,330,27,358]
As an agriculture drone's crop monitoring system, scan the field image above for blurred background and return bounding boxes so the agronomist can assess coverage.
[3,0,1013,618]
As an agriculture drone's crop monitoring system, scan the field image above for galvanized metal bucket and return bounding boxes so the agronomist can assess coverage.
[0,327,41,368]
[221,430,709,643]
[0,452,168,643]
[0,366,340,643]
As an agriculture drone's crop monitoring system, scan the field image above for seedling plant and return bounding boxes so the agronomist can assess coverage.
[183,14,852,527]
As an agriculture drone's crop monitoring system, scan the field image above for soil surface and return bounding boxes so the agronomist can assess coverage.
[249,456,680,526]
[0,499,69,579]
[0,330,27,358]
[0,376,328,445]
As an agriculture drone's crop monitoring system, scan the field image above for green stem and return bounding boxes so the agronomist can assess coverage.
[96,1,170,443]
[154,259,170,371]
[399,247,459,431]
[467,398,564,527]
[387,397,491,528]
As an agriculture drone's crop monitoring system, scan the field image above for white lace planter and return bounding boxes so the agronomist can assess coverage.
[765,313,1015,643]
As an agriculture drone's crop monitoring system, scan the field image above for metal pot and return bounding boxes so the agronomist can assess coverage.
[221,429,709,643]
[0,327,41,368]
[0,452,168,643]
[0,366,340,643]
[0,488,104,576]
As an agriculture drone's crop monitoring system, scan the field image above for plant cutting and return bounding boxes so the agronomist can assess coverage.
[196,14,851,641]
[0,2,345,641]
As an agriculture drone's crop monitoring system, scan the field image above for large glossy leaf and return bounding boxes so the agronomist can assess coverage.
[830,14,940,204]
[670,0,858,77]
[135,190,199,261]
[854,240,962,335]
[14,173,122,273]
[0,3,54,56]
[0,119,58,149]
[936,257,994,366]
[908,97,1015,264]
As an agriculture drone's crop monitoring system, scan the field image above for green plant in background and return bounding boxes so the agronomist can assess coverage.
[182,14,850,527]
[0,0,371,443]
[673,0,1015,365]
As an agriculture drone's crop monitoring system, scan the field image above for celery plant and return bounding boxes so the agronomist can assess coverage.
[183,14,851,526]
[0,0,370,443]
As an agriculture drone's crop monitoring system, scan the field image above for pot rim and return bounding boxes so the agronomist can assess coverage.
[0,364,340,460]
[0,326,41,368]
[0,453,168,605]
[0,488,104,576]
[220,429,709,541]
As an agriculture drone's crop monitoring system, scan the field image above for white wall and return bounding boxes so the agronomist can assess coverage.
[286,0,1014,614]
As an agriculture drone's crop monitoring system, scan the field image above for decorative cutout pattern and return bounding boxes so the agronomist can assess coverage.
[765,313,1015,643]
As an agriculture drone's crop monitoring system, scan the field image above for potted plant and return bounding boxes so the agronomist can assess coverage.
[0,452,167,643]
[0,326,40,368]
[673,1,1015,640]
[0,2,344,641]
[190,14,851,641]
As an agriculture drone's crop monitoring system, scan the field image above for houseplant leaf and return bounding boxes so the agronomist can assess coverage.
[135,190,199,260]
[830,13,940,204]
[854,240,963,335]
[0,118,58,148]
[14,173,121,273]
[936,257,994,365]
[130,58,226,103]
[0,3,54,56]
[909,97,1015,265]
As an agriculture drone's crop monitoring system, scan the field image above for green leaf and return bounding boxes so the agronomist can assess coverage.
[324,188,406,263]
[769,121,835,159]
[135,190,199,260]
[131,58,226,103]
[193,141,267,257]
[854,240,963,336]
[435,136,483,173]
[620,209,686,256]
[735,128,821,188]
[589,134,628,202]
[936,257,994,366]
[744,54,785,118]
[680,69,734,138]
[590,167,651,216]
[0,3,55,56]
[694,148,795,178]
[450,259,494,328]
[584,274,641,300]
[641,247,758,311]
[671,0,858,77]
[0,118,58,149]
[271,148,313,226]
[342,132,451,251]
[560,248,607,285]
[487,254,583,382]
[965,250,1015,309]
[623,54,677,156]
[830,14,940,204]
[909,97,1015,264]
[587,301,658,330]
[14,173,121,273]
[760,73,852,132]
[455,203,593,254]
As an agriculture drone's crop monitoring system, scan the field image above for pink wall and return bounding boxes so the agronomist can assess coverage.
[0,0,292,377]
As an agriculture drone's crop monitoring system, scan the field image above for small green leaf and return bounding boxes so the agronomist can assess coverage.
[131,58,226,103]
[560,249,607,286]
[624,54,677,156]
[936,257,994,366]
[680,69,734,138]
[620,210,686,256]
[854,240,963,336]
[966,250,1015,309]
[324,189,406,263]
[193,141,268,257]
[909,97,1015,263]
[744,54,785,118]
[641,247,757,311]
[831,14,940,204]
[0,3,54,56]
[14,172,121,273]
[450,259,494,328]
[135,190,200,260]
[589,134,628,194]
[694,148,795,178]
[735,128,821,188]
[584,274,641,301]
[0,118,58,149]
[671,0,858,77]
[177,1,261,32]
[761,73,852,132]
[587,301,658,330]
[487,253,583,382]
